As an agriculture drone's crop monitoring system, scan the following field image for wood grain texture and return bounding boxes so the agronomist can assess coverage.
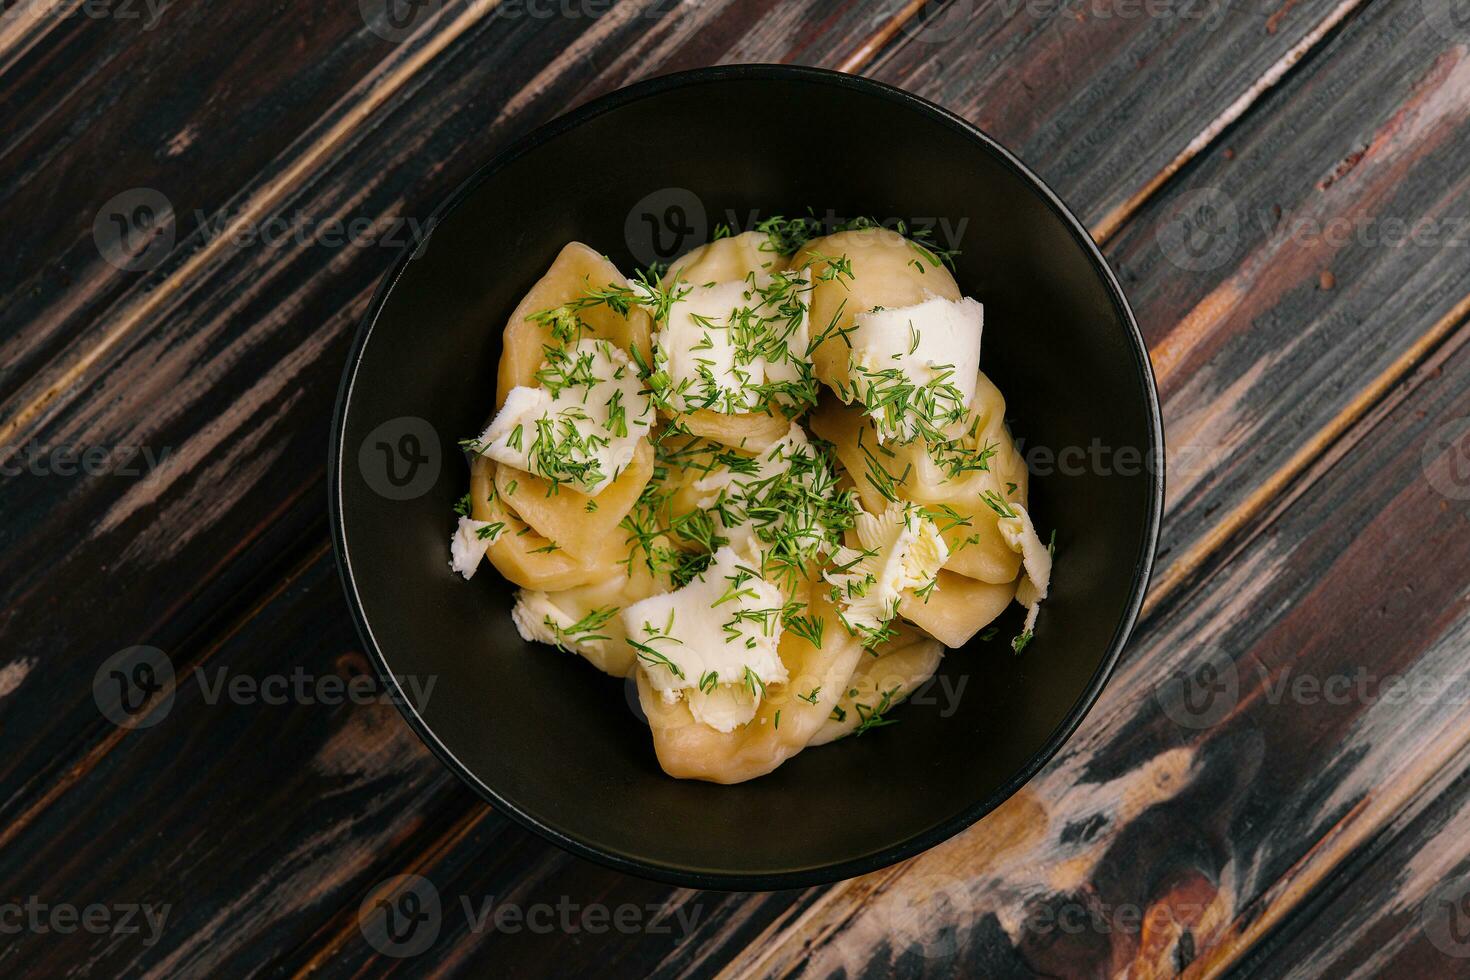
[867,0,1366,237]
[0,552,473,976]
[3,0,1467,975]
[0,0,404,399]
[1231,740,1470,978]
[1113,0,1470,604]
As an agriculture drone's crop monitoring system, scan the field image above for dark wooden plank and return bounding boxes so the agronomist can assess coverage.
[866,0,1365,238]
[1107,0,1470,602]
[0,0,413,399]
[0,0,890,423]
[0,552,475,976]
[1231,742,1470,978]
[298,816,827,979]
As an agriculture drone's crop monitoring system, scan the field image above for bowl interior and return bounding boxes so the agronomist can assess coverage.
[334,68,1159,888]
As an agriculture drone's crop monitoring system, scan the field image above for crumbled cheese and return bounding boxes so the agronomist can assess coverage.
[839,294,983,442]
[510,591,563,645]
[475,339,652,494]
[997,504,1051,636]
[449,516,502,579]
[651,269,810,415]
[511,590,617,658]
[621,546,788,732]
[825,501,950,641]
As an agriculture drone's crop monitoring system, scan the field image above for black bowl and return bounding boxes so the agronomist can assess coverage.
[330,65,1162,890]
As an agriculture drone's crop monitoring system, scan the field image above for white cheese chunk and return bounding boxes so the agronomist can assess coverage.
[840,294,983,443]
[476,339,652,494]
[510,591,563,646]
[511,590,623,658]
[684,682,760,734]
[652,269,810,415]
[621,546,788,732]
[997,504,1051,636]
[824,501,949,642]
[449,516,503,580]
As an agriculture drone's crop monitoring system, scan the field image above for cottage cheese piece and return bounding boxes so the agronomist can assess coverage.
[689,422,826,555]
[997,504,1051,635]
[842,295,983,442]
[511,591,576,647]
[621,546,788,732]
[476,339,652,494]
[449,516,503,579]
[825,501,949,640]
[653,270,810,414]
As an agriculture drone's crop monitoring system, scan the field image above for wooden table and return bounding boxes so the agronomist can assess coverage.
[5,0,1470,975]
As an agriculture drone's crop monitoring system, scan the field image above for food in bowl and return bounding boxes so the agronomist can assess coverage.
[448,219,1052,784]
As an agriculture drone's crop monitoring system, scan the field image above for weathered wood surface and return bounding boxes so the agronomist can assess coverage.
[3,0,1469,975]
[1233,738,1470,978]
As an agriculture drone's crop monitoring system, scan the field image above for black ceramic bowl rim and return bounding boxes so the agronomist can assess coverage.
[329,64,1164,891]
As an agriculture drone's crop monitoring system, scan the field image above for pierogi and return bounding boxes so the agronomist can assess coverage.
[449,219,1053,782]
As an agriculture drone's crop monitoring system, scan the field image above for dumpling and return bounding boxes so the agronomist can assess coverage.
[491,441,652,561]
[497,242,653,408]
[650,231,814,450]
[797,227,962,390]
[450,227,1048,781]
[633,587,865,784]
[669,410,791,453]
[510,551,671,677]
[469,455,628,591]
[667,230,786,283]
[809,372,1028,585]
[810,622,944,746]
[474,245,658,554]
[899,570,1017,649]
[812,386,1027,648]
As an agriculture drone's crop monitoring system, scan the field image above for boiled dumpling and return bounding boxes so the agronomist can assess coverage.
[497,242,653,407]
[667,229,785,283]
[510,549,671,677]
[810,622,944,745]
[809,372,1028,585]
[470,245,659,565]
[469,455,628,590]
[649,231,813,450]
[797,227,962,391]
[633,587,864,783]
[899,570,1017,648]
[451,226,1049,781]
[491,441,652,561]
